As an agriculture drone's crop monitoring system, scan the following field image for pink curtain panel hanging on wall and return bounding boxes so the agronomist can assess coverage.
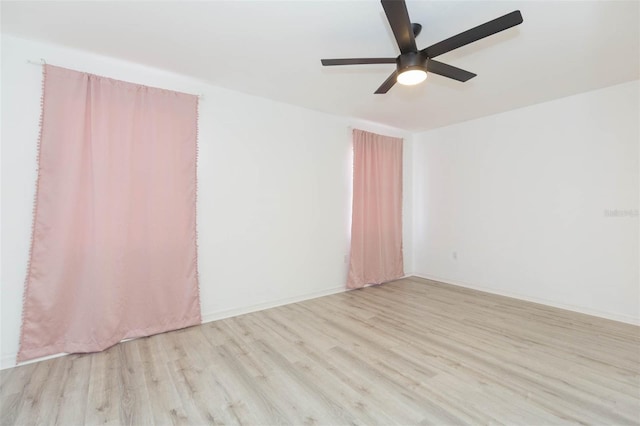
[347,129,404,289]
[18,65,201,362]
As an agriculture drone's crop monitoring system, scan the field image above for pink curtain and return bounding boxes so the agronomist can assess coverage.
[347,129,404,289]
[18,65,201,362]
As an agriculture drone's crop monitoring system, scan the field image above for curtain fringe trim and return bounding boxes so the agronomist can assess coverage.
[18,64,47,365]
[193,97,202,323]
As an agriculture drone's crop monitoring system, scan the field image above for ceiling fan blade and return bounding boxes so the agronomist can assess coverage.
[381,0,417,54]
[423,10,523,59]
[374,71,398,94]
[427,59,476,82]
[321,58,397,66]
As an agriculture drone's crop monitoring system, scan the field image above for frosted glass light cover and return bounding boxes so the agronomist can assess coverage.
[397,69,427,85]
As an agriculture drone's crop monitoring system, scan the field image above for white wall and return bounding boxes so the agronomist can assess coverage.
[0,35,412,368]
[413,80,640,324]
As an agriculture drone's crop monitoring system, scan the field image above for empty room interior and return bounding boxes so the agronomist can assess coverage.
[1,1,639,424]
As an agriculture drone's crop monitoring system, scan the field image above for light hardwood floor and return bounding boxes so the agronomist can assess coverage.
[1,277,639,425]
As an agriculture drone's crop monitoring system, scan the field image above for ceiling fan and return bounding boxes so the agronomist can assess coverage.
[321,0,523,94]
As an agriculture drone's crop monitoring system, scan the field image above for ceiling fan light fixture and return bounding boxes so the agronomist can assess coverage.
[397,69,427,85]
[319,1,523,94]
[396,51,428,86]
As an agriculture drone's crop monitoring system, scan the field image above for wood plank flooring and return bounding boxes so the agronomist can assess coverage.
[2,277,639,425]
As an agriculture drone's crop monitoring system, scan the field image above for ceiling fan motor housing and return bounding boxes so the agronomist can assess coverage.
[397,51,427,73]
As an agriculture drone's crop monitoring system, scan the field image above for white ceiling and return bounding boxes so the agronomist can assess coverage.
[2,1,639,132]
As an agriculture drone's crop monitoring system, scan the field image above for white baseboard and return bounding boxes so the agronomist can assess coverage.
[1,351,67,370]
[2,354,17,370]
[411,273,640,326]
[1,285,347,371]
[201,285,346,324]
